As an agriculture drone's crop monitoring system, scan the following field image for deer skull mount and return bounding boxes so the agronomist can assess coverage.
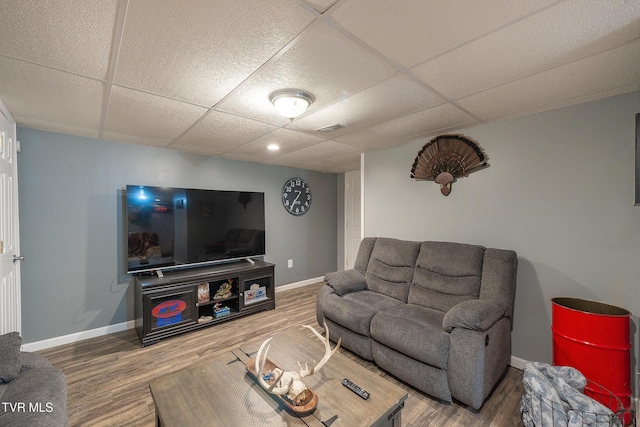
[255,322,341,406]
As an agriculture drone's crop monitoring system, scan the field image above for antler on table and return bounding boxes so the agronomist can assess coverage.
[255,337,288,394]
[301,322,341,376]
[252,322,342,405]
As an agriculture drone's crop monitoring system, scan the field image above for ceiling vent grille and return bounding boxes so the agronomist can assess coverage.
[316,124,348,133]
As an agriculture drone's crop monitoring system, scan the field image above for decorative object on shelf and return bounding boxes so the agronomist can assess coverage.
[282,177,311,216]
[245,322,341,414]
[151,300,187,327]
[198,314,213,323]
[213,303,231,318]
[269,89,314,120]
[410,134,489,196]
[197,282,210,303]
[214,279,233,299]
[244,283,267,305]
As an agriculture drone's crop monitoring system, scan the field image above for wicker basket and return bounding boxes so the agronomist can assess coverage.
[520,377,628,427]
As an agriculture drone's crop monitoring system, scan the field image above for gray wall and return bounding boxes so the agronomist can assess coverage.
[363,91,640,392]
[17,128,338,343]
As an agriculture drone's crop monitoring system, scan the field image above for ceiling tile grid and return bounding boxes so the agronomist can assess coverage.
[225,128,327,161]
[0,57,106,129]
[173,110,278,152]
[411,0,640,100]
[114,0,315,107]
[0,0,638,173]
[0,0,117,78]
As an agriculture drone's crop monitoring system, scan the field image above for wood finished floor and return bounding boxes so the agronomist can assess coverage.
[38,282,525,426]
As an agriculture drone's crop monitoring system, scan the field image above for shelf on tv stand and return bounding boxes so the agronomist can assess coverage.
[195,294,239,307]
[134,260,275,346]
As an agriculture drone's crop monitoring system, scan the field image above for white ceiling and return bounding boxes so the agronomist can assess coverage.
[1,0,639,173]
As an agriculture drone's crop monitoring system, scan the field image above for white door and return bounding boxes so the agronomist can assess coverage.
[0,100,21,334]
[344,170,362,270]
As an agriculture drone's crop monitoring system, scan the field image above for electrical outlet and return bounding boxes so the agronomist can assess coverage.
[288,259,293,268]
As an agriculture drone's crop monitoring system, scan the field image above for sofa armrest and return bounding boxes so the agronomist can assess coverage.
[324,269,367,296]
[19,352,53,372]
[443,299,505,332]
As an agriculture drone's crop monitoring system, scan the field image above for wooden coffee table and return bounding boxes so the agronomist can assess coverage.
[149,326,408,426]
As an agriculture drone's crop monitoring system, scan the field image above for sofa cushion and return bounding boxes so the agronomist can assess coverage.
[323,291,403,336]
[0,367,68,427]
[370,304,449,369]
[408,242,485,312]
[324,269,367,296]
[0,332,22,383]
[365,238,420,302]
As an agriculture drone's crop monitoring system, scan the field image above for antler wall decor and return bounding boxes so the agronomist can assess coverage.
[410,134,489,196]
[252,322,341,407]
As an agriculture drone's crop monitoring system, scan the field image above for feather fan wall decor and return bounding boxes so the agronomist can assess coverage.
[410,134,489,196]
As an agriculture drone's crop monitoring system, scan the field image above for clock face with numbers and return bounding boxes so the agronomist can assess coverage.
[282,178,311,216]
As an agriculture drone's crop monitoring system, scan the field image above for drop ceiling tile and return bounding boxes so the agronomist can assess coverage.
[104,86,208,141]
[174,111,278,152]
[457,40,640,121]
[227,128,326,160]
[217,22,397,124]
[168,142,222,156]
[329,0,557,67]
[0,0,117,78]
[262,140,360,166]
[307,151,362,173]
[15,116,100,140]
[335,103,477,149]
[102,131,172,150]
[288,74,443,135]
[413,0,640,99]
[0,58,104,129]
[220,151,264,163]
[115,0,314,107]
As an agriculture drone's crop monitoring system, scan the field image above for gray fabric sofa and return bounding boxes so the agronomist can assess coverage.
[0,332,68,426]
[316,237,518,410]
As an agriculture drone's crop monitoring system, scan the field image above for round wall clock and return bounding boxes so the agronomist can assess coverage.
[282,177,311,216]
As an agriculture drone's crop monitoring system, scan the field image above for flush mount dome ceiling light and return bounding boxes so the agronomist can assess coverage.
[269,89,314,120]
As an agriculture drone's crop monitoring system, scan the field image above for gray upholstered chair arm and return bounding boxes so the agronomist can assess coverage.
[324,269,367,296]
[442,299,505,332]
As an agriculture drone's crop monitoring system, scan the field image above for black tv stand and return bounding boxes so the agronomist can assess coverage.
[134,260,275,346]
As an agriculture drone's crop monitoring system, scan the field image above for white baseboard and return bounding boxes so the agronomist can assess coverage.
[275,276,323,292]
[21,277,322,352]
[510,355,527,370]
[21,320,135,352]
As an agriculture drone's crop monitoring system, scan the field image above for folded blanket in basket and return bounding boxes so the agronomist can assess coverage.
[520,362,621,427]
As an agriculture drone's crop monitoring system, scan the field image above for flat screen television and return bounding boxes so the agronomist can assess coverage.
[125,185,265,274]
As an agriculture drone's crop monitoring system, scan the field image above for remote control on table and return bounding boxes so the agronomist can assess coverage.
[342,378,370,400]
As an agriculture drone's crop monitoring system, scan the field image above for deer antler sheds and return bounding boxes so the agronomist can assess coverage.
[254,322,341,405]
[301,323,341,375]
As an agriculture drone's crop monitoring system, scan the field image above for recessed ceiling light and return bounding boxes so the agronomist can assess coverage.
[267,144,280,151]
[269,89,314,120]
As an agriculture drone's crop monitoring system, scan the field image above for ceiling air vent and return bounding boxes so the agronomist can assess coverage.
[316,124,348,133]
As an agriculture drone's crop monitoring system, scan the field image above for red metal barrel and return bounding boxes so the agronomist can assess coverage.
[551,297,632,425]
